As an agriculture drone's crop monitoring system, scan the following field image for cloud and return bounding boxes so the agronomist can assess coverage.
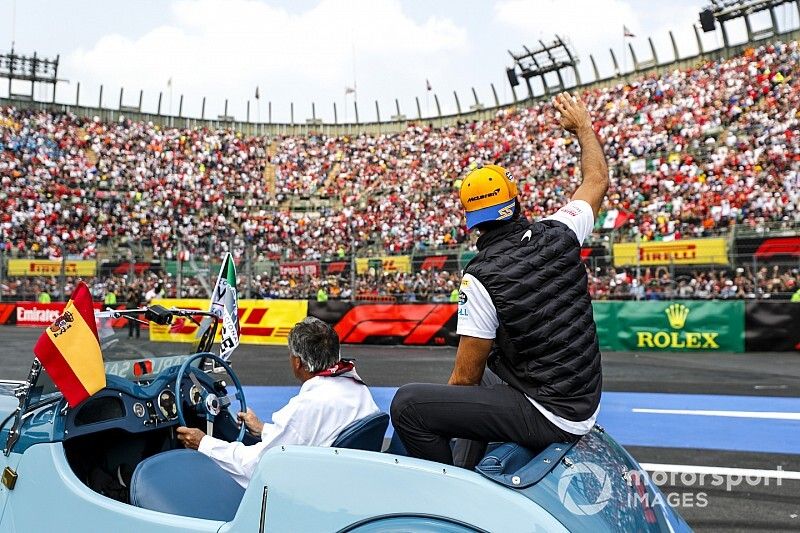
[65,0,467,121]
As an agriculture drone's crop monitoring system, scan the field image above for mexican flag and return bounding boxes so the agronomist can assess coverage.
[599,209,633,230]
[205,253,240,361]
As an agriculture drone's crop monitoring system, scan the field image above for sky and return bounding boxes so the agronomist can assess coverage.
[2,0,799,123]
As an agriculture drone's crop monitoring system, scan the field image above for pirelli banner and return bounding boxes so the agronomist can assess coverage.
[8,259,97,277]
[149,299,308,346]
[612,238,729,267]
[355,256,412,274]
[592,300,744,352]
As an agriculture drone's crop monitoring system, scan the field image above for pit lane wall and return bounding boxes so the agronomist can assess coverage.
[4,300,797,352]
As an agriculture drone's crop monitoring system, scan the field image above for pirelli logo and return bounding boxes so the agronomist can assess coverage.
[638,244,697,262]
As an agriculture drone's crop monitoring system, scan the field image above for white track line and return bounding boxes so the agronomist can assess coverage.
[640,463,800,480]
[632,408,800,420]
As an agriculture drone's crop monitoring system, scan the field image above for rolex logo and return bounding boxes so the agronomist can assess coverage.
[665,303,689,329]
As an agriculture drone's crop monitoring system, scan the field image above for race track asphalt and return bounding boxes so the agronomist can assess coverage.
[1,325,798,532]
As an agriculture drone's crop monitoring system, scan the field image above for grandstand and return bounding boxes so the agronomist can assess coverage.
[1,20,799,304]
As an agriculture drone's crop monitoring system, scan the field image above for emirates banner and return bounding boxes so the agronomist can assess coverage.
[745,301,800,352]
[149,299,308,346]
[8,259,97,277]
[612,238,729,267]
[592,300,744,352]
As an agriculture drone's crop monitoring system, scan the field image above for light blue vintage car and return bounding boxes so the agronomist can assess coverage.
[0,307,691,532]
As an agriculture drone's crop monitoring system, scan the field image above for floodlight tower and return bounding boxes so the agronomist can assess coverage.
[699,0,797,46]
[505,36,579,100]
[0,47,59,102]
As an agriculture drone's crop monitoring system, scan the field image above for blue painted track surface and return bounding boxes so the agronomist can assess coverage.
[243,386,800,455]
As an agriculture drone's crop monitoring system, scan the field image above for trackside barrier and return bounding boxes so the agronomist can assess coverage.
[745,301,800,352]
[592,300,745,353]
[308,301,459,346]
[148,299,308,346]
[9,299,797,352]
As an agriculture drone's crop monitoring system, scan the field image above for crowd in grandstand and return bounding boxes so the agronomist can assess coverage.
[2,41,800,299]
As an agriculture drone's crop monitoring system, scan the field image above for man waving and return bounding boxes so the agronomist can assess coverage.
[391,93,608,465]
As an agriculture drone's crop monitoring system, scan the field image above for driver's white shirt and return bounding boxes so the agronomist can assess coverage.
[198,375,379,488]
[457,200,600,436]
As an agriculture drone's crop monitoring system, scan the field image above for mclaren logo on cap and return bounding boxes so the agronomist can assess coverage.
[467,188,501,203]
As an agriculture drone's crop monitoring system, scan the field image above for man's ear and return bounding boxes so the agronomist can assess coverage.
[291,355,303,373]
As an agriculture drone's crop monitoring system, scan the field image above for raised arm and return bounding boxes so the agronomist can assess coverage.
[553,92,609,219]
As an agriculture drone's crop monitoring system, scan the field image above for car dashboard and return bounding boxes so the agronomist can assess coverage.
[61,365,225,440]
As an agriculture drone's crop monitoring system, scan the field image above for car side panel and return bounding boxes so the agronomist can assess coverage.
[0,443,223,533]
[220,446,569,533]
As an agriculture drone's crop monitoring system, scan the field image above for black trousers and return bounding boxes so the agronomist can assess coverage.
[128,316,141,338]
[390,369,577,466]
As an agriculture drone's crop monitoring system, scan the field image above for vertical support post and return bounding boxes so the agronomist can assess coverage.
[590,54,601,81]
[246,100,250,122]
[454,91,461,114]
[176,241,183,298]
[769,7,780,35]
[743,13,753,42]
[510,84,518,103]
[138,90,143,111]
[471,87,479,106]
[669,31,680,61]
[60,243,66,302]
[268,101,272,124]
[201,97,206,120]
[312,102,317,121]
[524,77,534,99]
[178,95,184,117]
[375,100,380,123]
[609,49,620,75]
[628,43,638,71]
[333,102,338,124]
[245,244,252,300]
[434,94,442,117]
[395,98,401,117]
[99,85,104,107]
[76,82,80,106]
[224,99,229,117]
[648,37,659,66]
[157,92,163,115]
[490,83,499,106]
[354,101,360,124]
[290,102,294,125]
[693,24,705,54]
[415,97,422,119]
[119,87,124,109]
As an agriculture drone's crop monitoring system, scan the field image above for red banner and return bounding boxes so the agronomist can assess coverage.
[0,303,16,325]
[279,262,320,277]
[15,302,132,329]
[332,303,458,346]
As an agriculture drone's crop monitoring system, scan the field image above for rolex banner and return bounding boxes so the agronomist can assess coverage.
[592,300,745,352]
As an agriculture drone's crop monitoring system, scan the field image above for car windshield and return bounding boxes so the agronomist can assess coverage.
[24,311,212,407]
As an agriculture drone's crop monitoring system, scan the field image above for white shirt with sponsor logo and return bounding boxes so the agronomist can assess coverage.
[456,200,599,435]
[198,375,379,487]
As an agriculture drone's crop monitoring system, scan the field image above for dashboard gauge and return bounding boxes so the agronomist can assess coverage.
[132,402,146,418]
[189,385,203,405]
[157,389,178,419]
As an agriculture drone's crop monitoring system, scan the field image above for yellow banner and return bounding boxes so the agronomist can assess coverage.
[613,238,729,267]
[355,256,411,274]
[8,259,97,277]
[148,299,308,346]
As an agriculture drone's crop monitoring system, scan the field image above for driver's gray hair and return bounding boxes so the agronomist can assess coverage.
[287,317,340,373]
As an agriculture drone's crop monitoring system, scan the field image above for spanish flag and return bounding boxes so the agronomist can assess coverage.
[34,282,106,407]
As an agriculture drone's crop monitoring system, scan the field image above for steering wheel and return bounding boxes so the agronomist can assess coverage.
[175,352,247,442]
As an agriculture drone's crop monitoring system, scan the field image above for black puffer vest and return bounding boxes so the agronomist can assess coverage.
[465,218,602,421]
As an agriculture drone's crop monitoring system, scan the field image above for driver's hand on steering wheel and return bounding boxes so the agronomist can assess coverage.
[176,426,206,450]
[237,408,264,436]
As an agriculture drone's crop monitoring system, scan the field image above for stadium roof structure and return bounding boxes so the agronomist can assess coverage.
[2,11,800,136]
